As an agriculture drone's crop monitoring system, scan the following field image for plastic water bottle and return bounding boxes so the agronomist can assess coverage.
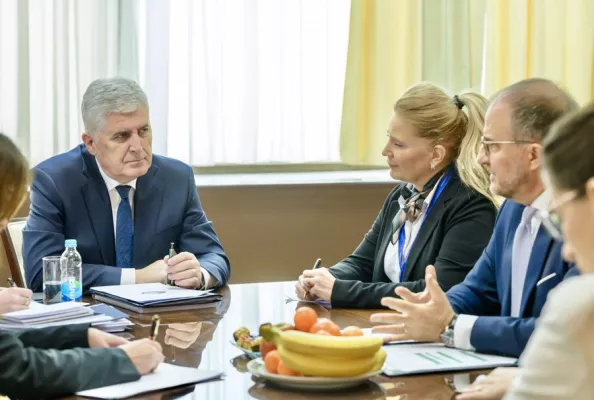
[60,239,82,302]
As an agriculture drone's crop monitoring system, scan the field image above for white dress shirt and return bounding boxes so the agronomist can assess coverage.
[96,160,212,287]
[453,191,550,351]
[384,177,442,282]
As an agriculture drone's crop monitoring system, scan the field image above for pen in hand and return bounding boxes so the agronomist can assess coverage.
[150,315,161,341]
[7,278,17,288]
[303,258,322,298]
[167,242,176,286]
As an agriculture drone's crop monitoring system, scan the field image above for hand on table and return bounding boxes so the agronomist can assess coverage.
[298,268,336,302]
[166,252,203,289]
[88,328,129,348]
[0,287,33,314]
[370,265,455,342]
[456,368,518,400]
[136,259,168,284]
[120,338,165,375]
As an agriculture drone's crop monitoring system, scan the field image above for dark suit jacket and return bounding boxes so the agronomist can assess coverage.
[447,199,579,357]
[23,144,230,293]
[0,324,139,399]
[329,168,497,308]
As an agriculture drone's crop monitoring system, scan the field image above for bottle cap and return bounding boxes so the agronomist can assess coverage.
[64,239,77,248]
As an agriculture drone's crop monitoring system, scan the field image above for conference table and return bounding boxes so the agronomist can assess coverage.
[65,281,488,399]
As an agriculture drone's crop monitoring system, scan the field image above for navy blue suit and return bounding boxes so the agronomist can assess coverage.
[446,199,578,357]
[23,144,230,293]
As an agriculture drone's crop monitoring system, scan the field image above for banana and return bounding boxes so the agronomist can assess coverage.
[370,348,386,372]
[278,329,383,358]
[278,345,381,377]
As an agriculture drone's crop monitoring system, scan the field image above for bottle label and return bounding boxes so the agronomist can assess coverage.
[61,278,82,302]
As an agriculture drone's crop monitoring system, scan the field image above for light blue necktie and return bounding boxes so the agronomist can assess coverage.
[511,206,536,317]
[115,185,133,268]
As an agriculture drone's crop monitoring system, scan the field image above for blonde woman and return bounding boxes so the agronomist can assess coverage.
[0,133,164,398]
[296,83,499,308]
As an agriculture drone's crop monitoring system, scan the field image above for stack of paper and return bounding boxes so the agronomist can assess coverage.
[90,283,222,313]
[0,302,133,333]
[383,343,517,377]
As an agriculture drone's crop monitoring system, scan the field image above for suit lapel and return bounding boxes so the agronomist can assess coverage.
[519,227,553,316]
[402,175,458,282]
[132,162,164,267]
[373,200,399,282]
[80,149,116,266]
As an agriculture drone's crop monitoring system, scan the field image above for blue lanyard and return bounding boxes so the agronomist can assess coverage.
[397,169,454,282]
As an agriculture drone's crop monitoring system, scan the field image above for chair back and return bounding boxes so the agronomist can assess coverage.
[0,218,27,288]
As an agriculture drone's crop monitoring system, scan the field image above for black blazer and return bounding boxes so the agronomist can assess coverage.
[329,169,497,309]
[0,324,139,399]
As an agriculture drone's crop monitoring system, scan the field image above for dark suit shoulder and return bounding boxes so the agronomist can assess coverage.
[151,154,194,177]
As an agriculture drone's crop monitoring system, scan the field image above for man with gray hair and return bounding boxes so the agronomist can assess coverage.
[23,77,230,292]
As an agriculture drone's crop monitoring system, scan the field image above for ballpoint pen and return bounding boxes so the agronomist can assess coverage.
[150,315,161,341]
[167,242,177,286]
[303,258,322,298]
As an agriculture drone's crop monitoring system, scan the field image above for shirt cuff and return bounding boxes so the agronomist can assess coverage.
[201,267,218,289]
[454,314,478,351]
[120,268,136,285]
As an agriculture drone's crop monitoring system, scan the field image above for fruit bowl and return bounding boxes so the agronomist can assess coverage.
[247,358,383,391]
[230,340,261,359]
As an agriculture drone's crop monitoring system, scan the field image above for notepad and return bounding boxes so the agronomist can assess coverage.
[76,363,223,399]
[383,343,517,377]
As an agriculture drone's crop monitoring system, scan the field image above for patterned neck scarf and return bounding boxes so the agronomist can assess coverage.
[392,168,449,243]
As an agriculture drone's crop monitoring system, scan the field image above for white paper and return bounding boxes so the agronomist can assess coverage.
[90,283,214,304]
[0,315,114,332]
[76,363,223,399]
[2,302,92,323]
[383,343,517,376]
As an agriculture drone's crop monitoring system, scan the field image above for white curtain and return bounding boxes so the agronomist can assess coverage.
[0,0,134,167]
[136,0,351,166]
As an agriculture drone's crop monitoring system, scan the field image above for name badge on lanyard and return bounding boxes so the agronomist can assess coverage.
[397,169,454,282]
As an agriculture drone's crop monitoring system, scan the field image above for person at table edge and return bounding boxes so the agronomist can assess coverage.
[23,77,230,293]
[297,82,499,308]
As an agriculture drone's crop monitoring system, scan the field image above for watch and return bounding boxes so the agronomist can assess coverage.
[440,314,458,348]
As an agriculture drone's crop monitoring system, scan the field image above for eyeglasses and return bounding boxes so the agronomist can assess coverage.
[540,189,582,242]
[480,136,535,155]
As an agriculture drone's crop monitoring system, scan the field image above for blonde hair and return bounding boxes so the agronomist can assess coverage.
[0,133,30,221]
[394,82,501,207]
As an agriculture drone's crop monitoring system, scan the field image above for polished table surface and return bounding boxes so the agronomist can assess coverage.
[66,282,488,400]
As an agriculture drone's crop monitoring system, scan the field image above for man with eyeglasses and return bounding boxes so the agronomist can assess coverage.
[370,78,579,358]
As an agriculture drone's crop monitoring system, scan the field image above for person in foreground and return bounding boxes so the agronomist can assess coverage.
[0,132,164,399]
[23,77,230,293]
[458,103,594,400]
[295,83,499,308]
[370,78,579,357]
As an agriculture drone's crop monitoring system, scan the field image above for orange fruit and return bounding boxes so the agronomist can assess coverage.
[277,360,302,376]
[264,350,280,374]
[316,330,332,335]
[294,307,318,332]
[309,318,341,336]
[341,326,364,336]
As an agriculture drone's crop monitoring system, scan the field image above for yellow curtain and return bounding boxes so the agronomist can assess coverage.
[341,0,594,165]
[340,0,422,166]
[482,0,594,104]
